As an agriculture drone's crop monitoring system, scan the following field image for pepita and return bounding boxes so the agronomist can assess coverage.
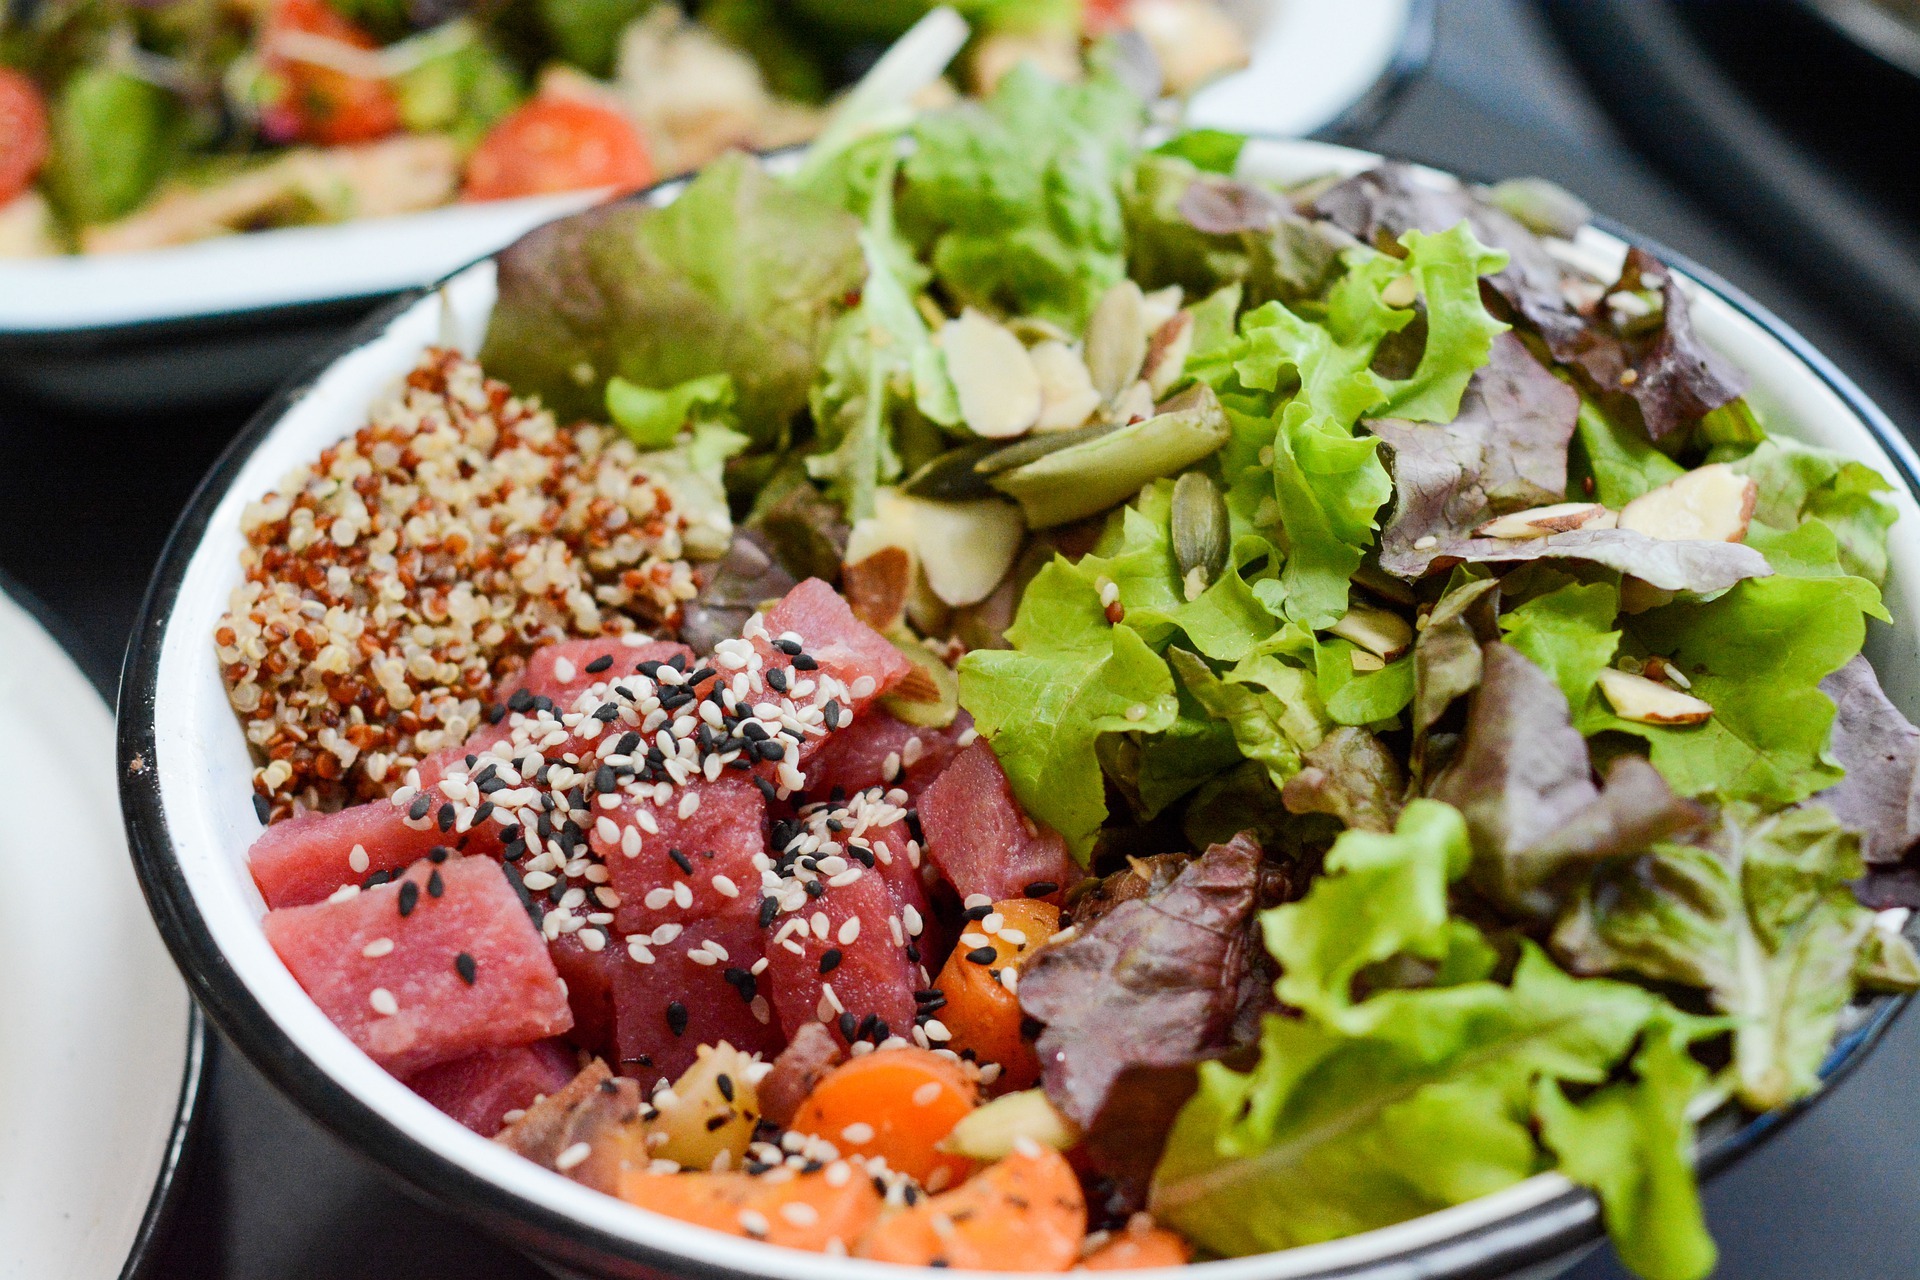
[1171,471,1230,588]
[902,441,1002,501]
[973,420,1119,477]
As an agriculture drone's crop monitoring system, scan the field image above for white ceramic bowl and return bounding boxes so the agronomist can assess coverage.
[118,138,1920,1280]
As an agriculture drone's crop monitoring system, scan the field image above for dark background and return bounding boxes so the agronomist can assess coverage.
[5,1,1918,1276]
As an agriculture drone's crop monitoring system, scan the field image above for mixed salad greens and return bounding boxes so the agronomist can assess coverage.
[0,0,1248,255]
[326,36,1920,1280]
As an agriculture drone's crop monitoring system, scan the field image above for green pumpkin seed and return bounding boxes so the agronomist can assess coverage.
[972,421,1119,477]
[1171,471,1230,587]
[901,442,1002,501]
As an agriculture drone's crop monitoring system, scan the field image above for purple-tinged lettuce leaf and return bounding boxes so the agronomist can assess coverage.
[1428,643,1704,919]
[481,152,865,439]
[1559,249,1747,442]
[1814,656,1920,865]
[1282,726,1406,833]
[1020,834,1266,1128]
[1411,575,1500,741]
[1554,803,1909,1111]
[1429,527,1772,594]
[1372,333,1580,579]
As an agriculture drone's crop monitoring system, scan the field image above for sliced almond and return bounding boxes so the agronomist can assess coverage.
[1473,502,1617,540]
[1330,604,1414,662]
[1617,463,1757,543]
[1143,310,1196,398]
[1029,340,1103,432]
[1140,284,1185,337]
[1105,379,1158,426]
[1350,649,1388,673]
[1598,667,1714,725]
[941,310,1042,439]
[842,546,913,632]
[1085,280,1148,402]
[895,494,1026,607]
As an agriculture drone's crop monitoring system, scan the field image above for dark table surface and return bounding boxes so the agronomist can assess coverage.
[7,1,1920,1276]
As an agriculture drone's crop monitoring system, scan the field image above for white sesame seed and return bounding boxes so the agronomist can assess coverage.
[825,1161,852,1187]
[644,887,674,910]
[837,916,861,945]
[347,844,370,874]
[704,940,731,962]
[780,1201,820,1227]
[738,1209,771,1237]
[678,791,700,819]
[981,912,1005,933]
[673,881,693,909]
[711,874,739,898]
[922,1019,952,1042]
[595,816,621,843]
[362,937,394,959]
[840,1122,875,1145]
[751,995,772,1023]
[911,1081,943,1107]
[811,911,831,940]
[827,869,862,888]
[627,938,656,964]
[850,676,877,699]
[999,927,1028,946]
[689,950,718,966]
[580,929,607,952]
[651,922,683,945]
[553,658,577,684]
[327,884,361,903]
[962,894,992,910]
[368,988,398,1016]
[978,1062,1003,1085]
[960,932,991,950]
[621,826,643,857]
[524,870,558,892]
[902,905,924,937]
[1414,534,1440,550]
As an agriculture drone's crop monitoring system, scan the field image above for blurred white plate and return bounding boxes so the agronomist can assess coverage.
[0,583,202,1280]
[0,0,1423,348]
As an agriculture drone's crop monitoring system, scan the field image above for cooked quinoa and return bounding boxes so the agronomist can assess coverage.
[217,348,704,818]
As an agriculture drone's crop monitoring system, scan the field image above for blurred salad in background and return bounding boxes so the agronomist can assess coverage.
[0,0,1256,256]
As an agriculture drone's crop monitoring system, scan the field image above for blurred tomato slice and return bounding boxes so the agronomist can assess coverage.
[0,68,49,204]
[462,98,654,202]
[259,0,401,146]
[1081,0,1135,37]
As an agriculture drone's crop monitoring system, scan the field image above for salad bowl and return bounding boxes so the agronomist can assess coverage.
[118,135,1920,1280]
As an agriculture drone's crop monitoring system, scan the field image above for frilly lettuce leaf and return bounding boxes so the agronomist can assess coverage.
[1499,579,1621,726]
[1080,480,1279,663]
[1374,224,1512,422]
[632,421,750,560]
[1132,688,1246,818]
[1280,726,1407,833]
[1554,803,1912,1111]
[607,372,737,449]
[1595,574,1882,804]
[1731,437,1900,586]
[1259,401,1395,629]
[1536,1013,1718,1280]
[900,62,1144,328]
[1151,942,1676,1258]
[1571,396,1686,508]
[481,152,864,438]
[959,559,1178,859]
[1169,648,1327,792]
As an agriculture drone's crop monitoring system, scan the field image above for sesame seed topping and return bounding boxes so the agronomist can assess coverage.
[368,987,398,1016]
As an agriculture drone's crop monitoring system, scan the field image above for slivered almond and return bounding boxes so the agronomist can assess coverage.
[1350,649,1387,673]
[890,664,944,704]
[895,495,1026,607]
[1140,285,1185,337]
[1598,668,1714,725]
[1105,379,1158,425]
[842,546,913,632]
[1330,605,1414,662]
[1029,340,1103,432]
[1473,502,1617,540]
[1086,280,1148,402]
[941,310,1042,438]
[1617,463,1757,543]
[1143,311,1196,398]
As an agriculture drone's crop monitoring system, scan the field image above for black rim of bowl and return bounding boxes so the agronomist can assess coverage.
[0,567,209,1280]
[116,162,1916,1279]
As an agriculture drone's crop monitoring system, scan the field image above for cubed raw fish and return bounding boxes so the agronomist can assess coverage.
[761,868,918,1051]
[918,741,1075,906]
[249,802,456,910]
[548,931,623,1059]
[263,856,573,1075]
[803,710,974,801]
[406,1038,578,1136]
[594,774,767,936]
[749,579,913,725]
[511,638,693,709]
[611,910,781,1085]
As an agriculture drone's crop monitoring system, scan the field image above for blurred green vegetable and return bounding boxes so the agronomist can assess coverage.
[44,66,178,225]
[395,29,525,145]
[538,0,655,77]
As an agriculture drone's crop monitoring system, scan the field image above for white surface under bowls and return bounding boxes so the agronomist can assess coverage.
[0,587,199,1280]
[123,137,1920,1279]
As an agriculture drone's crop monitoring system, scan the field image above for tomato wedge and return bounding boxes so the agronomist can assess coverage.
[258,0,400,146]
[463,97,653,202]
[0,67,49,204]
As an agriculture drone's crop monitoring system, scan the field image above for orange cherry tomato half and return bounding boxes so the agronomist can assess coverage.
[463,97,655,202]
[0,68,50,204]
[258,0,401,146]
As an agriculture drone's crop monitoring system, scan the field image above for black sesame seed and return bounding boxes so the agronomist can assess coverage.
[906,942,921,964]
[669,654,688,671]
[758,897,780,928]
[252,793,271,824]
[871,1018,890,1042]
[716,1073,735,1102]
[753,775,779,801]
[823,699,842,729]
[485,703,506,725]
[398,880,420,917]
[767,668,788,692]
[914,988,943,1002]
[776,637,803,656]
[427,870,444,898]
[585,654,615,674]
[856,1012,879,1041]
[508,688,534,712]
[966,946,997,965]
[454,952,477,985]
[819,949,843,974]
[473,801,495,824]
[429,846,452,863]
[670,848,693,875]
[666,1001,689,1036]
[437,803,456,832]
[408,794,432,821]
[704,1113,730,1132]
[838,1011,858,1040]
[363,870,393,889]
[793,653,818,670]
[805,879,827,899]
[594,704,620,723]
[617,732,642,755]
[595,766,616,794]
[1020,1016,1045,1040]
[964,903,993,921]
